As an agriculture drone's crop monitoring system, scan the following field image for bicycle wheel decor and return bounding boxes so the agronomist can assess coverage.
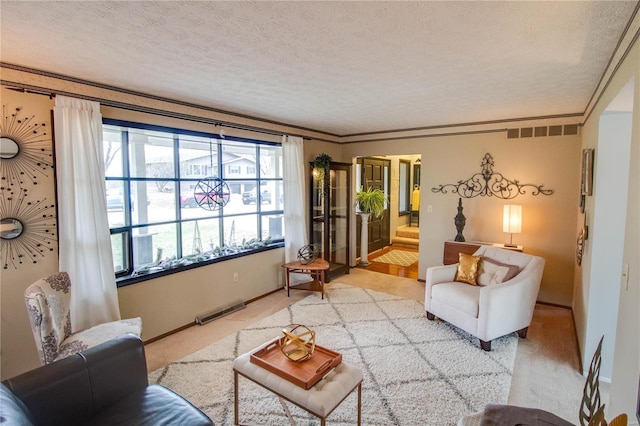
[193,177,230,211]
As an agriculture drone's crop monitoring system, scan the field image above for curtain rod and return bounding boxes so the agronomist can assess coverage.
[3,83,328,142]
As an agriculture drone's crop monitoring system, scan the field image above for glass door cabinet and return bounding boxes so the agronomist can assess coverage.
[310,161,351,281]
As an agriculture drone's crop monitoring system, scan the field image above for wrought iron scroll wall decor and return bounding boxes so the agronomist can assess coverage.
[0,104,57,269]
[431,153,554,199]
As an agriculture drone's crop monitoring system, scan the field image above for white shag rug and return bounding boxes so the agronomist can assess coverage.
[149,284,517,425]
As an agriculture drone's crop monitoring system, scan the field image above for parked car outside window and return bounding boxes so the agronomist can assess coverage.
[181,191,230,208]
[107,195,139,211]
[241,188,271,205]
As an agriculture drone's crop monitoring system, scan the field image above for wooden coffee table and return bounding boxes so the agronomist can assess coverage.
[281,258,330,299]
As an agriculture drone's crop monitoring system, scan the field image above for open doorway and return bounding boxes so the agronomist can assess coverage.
[354,155,421,279]
[356,157,391,254]
[581,77,634,384]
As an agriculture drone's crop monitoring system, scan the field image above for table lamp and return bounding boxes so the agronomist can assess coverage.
[503,205,522,247]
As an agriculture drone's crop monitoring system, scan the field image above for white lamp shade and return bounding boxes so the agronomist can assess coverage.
[503,205,522,234]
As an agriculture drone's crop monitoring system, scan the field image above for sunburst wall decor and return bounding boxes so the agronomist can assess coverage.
[0,105,54,192]
[0,189,57,269]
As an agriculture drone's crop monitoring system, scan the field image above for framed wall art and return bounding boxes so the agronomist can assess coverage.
[581,148,594,196]
[579,148,594,213]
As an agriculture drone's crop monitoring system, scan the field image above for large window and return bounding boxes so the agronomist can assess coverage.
[103,120,284,284]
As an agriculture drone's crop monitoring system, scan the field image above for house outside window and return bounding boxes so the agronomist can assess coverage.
[103,120,284,285]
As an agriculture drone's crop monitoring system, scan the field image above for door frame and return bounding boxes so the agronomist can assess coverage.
[355,157,391,257]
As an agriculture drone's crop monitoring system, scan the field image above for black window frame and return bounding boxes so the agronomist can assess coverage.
[103,119,284,287]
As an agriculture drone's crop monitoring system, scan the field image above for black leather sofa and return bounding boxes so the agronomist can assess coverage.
[1,334,213,426]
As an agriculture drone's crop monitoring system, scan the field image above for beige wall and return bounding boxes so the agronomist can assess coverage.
[343,131,581,306]
[0,88,58,377]
[118,248,286,339]
[577,36,639,418]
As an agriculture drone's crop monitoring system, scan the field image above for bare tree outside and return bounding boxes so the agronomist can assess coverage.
[104,142,121,171]
[147,161,174,192]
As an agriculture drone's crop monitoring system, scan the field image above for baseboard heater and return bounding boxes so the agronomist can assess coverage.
[195,300,245,325]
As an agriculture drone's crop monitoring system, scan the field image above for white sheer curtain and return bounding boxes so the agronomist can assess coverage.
[54,96,121,331]
[282,135,310,284]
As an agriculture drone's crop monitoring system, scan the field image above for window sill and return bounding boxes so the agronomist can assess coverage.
[116,242,284,287]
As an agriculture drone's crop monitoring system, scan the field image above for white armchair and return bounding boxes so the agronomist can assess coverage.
[425,246,544,351]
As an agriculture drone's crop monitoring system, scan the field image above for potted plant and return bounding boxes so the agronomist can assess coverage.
[355,186,386,219]
[312,153,332,186]
[355,186,387,265]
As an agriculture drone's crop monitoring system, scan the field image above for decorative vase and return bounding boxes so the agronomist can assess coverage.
[359,213,370,266]
[454,198,466,242]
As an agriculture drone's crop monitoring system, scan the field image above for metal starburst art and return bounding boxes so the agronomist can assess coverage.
[0,105,54,192]
[0,190,57,269]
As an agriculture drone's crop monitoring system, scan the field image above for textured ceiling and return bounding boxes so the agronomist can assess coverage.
[0,1,637,136]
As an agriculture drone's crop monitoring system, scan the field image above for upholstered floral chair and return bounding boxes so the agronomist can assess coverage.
[24,272,142,365]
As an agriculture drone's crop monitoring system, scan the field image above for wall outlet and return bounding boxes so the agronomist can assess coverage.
[233,272,239,282]
[427,205,433,213]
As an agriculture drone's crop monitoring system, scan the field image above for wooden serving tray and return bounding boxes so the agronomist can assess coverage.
[250,337,342,389]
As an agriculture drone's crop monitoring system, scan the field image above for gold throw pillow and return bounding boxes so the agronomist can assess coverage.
[455,252,481,285]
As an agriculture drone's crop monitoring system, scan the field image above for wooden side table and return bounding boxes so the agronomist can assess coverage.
[443,241,524,265]
[443,241,482,265]
[282,259,330,299]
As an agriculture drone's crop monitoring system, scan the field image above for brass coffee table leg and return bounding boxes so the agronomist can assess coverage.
[234,370,239,425]
[357,382,362,425]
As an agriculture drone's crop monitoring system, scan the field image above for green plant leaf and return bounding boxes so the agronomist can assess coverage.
[355,186,387,219]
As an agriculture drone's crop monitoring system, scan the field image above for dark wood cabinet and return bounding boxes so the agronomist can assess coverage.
[443,241,524,264]
[443,241,482,265]
[310,162,351,281]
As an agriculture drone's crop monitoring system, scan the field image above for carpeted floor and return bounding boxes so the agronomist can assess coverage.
[371,249,419,266]
[149,283,517,425]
